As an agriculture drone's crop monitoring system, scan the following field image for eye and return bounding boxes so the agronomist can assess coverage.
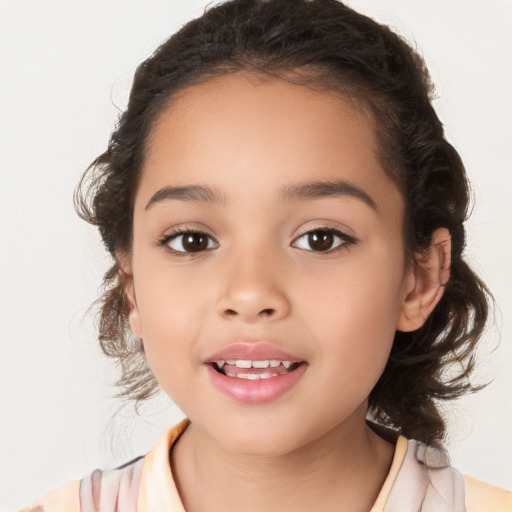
[292,229,356,253]
[160,230,218,254]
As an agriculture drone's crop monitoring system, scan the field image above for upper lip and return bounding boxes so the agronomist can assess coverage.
[204,342,304,363]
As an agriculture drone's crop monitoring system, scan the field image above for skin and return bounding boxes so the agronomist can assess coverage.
[123,73,450,511]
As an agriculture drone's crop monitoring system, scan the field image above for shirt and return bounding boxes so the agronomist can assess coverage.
[22,419,512,512]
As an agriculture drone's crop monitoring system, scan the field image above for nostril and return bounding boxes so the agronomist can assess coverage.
[220,306,281,320]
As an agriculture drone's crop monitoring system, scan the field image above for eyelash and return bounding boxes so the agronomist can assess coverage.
[158,227,357,256]
[158,228,219,256]
[292,228,358,254]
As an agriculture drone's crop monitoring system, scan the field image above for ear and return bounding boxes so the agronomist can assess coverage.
[118,252,143,339]
[397,228,451,332]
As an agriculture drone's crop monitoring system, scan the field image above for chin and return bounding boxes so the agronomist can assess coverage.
[210,415,318,458]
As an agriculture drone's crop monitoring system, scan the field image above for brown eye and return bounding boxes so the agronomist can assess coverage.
[166,231,217,253]
[293,229,356,253]
[307,231,335,251]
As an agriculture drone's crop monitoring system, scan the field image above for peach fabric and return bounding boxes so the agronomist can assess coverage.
[21,479,80,512]
[464,475,512,512]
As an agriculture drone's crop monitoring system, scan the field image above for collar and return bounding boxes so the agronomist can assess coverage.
[137,418,189,512]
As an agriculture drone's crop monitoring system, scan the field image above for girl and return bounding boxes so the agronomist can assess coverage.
[11,0,511,510]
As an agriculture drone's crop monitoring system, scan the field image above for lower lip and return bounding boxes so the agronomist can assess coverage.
[205,364,308,405]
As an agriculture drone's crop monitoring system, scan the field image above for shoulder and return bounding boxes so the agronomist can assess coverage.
[19,455,145,512]
[464,474,512,512]
[378,436,512,512]
[18,479,81,512]
[381,437,466,510]
[80,455,145,512]
[18,420,190,512]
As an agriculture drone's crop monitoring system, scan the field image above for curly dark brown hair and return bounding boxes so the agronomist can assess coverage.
[75,0,490,445]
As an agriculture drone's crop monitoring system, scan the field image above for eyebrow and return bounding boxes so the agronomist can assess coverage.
[281,180,378,211]
[145,185,224,210]
[145,179,377,211]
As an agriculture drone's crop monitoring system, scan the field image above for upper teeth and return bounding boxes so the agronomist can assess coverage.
[217,359,293,369]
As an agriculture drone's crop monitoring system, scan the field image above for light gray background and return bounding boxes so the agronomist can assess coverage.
[0,1,511,509]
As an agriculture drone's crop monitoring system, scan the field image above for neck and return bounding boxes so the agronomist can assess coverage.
[171,408,394,512]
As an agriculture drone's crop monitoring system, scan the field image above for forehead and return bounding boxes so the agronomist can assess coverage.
[137,72,402,218]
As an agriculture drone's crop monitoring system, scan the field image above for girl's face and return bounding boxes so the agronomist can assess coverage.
[127,73,413,456]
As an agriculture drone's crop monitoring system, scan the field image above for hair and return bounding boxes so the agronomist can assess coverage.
[75,0,490,445]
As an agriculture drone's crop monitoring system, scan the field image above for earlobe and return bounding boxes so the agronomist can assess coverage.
[118,253,143,339]
[397,228,451,332]
[126,277,143,339]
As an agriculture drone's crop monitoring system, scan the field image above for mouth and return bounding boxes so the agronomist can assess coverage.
[204,342,308,404]
[204,346,308,404]
[209,359,304,380]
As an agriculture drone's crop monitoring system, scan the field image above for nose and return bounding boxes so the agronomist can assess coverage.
[216,250,291,323]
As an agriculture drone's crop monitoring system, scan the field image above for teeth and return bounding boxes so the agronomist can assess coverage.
[251,360,270,368]
[225,371,277,380]
[218,359,296,369]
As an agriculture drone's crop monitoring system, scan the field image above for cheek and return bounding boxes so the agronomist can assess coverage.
[130,263,209,381]
[301,252,404,373]
[134,250,211,327]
